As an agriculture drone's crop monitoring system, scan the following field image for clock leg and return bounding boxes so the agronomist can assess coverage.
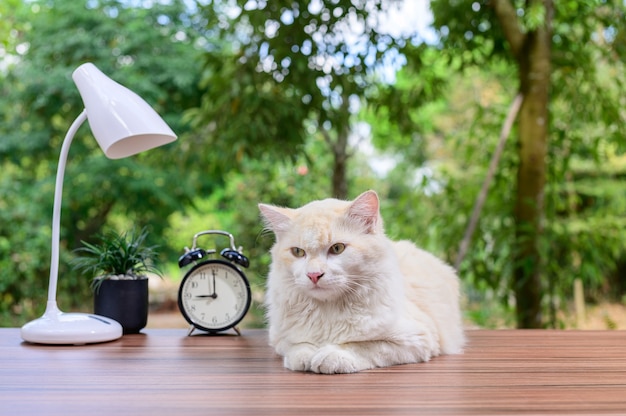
[233,326,241,336]
[187,325,196,337]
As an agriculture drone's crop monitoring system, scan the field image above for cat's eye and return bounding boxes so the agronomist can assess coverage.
[329,243,346,255]
[291,247,306,258]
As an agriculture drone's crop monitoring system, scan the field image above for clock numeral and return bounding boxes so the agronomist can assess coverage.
[191,281,198,289]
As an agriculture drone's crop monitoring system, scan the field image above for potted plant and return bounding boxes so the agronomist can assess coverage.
[72,227,161,334]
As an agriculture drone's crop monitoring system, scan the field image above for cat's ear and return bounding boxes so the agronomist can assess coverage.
[347,190,383,233]
[258,204,293,233]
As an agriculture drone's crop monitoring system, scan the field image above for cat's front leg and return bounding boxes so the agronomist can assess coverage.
[310,344,369,374]
[283,343,317,372]
[310,334,436,374]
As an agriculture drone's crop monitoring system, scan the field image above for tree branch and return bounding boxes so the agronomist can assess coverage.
[491,0,525,59]
[455,93,524,270]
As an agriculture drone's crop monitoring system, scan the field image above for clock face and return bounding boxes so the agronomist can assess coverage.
[178,260,251,332]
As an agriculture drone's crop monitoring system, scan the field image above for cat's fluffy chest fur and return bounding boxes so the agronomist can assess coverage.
[259,190,465,374]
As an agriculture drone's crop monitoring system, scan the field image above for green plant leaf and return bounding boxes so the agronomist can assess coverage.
[72,227,161,292]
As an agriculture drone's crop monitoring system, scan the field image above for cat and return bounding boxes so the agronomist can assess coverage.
[258,190,465,374]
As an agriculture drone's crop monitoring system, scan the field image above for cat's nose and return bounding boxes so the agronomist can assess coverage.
[306,271,324,284]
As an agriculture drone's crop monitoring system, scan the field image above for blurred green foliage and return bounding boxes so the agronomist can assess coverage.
[0,0,206,325]
[1,0,625,329]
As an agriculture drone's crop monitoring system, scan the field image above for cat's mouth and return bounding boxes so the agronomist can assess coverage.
[304,282,339,300]
[309,283,327,290]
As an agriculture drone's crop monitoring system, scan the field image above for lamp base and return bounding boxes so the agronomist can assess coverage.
[21,302,123,345]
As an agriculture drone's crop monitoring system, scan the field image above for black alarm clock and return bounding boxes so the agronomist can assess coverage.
[177,230,251,336]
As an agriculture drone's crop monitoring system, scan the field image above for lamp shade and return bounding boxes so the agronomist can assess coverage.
[72,63,177,159]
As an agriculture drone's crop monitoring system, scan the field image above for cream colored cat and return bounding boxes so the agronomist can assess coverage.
[258,190,465,374]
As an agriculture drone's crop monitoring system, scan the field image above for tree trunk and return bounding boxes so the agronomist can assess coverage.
[321,121,350,200]
[331,130,349,200]
[513,4,552,328]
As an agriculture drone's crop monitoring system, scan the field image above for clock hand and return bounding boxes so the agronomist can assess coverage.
[206,270,212,295]
[195,294,217,299]
[211,269,217,298]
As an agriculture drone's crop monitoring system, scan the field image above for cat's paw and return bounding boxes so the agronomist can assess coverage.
[310,345,365,374]
[283,344,316,372]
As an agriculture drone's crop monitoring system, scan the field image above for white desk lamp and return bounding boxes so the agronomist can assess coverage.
[21,63,177,344]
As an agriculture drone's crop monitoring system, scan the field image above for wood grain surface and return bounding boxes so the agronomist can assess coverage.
[2,328,626,415]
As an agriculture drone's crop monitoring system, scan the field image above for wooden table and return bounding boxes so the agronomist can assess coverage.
[1,328,626,415]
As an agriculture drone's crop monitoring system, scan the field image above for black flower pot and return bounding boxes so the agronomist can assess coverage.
[94,278,149,334]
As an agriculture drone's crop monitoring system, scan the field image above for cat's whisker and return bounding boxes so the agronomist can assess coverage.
[341,280,374,301]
